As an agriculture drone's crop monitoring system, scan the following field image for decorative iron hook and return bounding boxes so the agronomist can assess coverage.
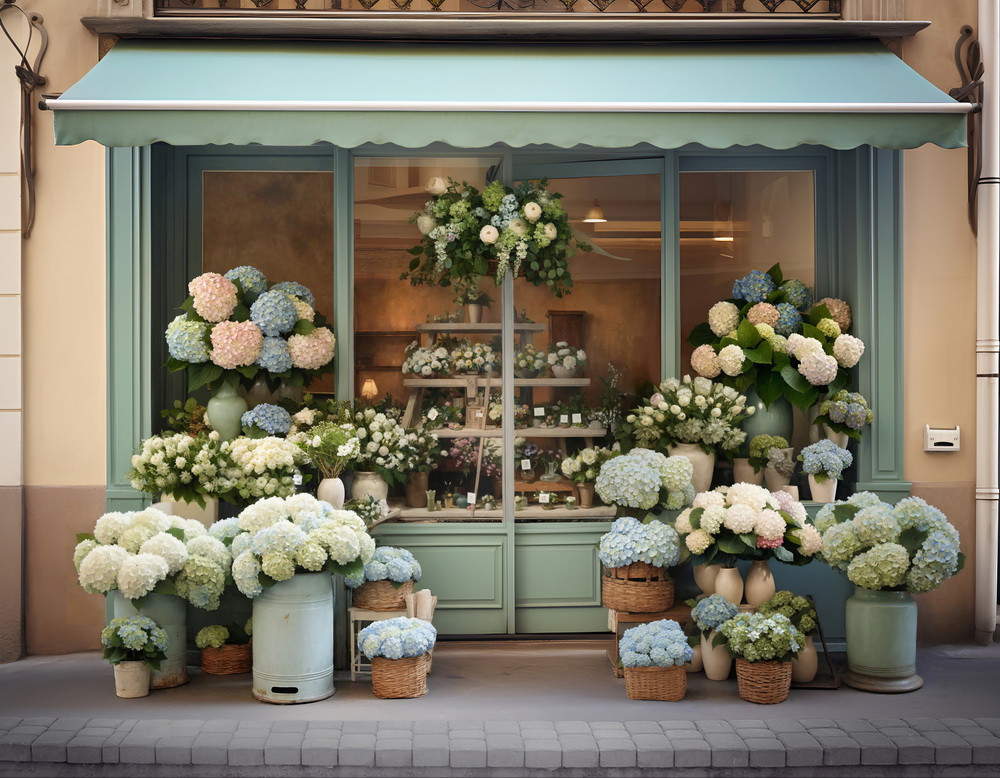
[950,25,984,235]
[0,0,47,238]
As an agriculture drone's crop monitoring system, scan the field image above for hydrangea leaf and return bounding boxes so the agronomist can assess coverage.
[744,341,773,365]
[899,527,929,556]
[737,319,762,349]
[165,527,186,542]
[717,535,744,555]
[773,546,794,563]
[294,320,317,336]
[801,322,824,341]
[686,322,717,348]
[755,369,784,407]
[739,533,757,549]
[832,503,860,523]
[780,365,812,394]
[766,263,784,286]
[76,532,96,544]
[809,303,832,325]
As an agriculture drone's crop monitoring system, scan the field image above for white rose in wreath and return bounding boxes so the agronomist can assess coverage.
[543,222,558,240]
[523,202,542,222]
[509,218,527,237]
[480,225,499,244]
[425,176,448,196]
[416,214,436,235]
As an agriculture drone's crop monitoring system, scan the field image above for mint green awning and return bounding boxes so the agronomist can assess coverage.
[50,39,969,150]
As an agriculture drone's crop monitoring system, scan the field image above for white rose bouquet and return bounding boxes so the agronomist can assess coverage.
[396,426,443,474]
[74,507,232,610]
[292,421,360,479]
[126,431,227,507]
[450,340,498,375]
[401,341,452,378]
[349,407,409,485]
[513,344,547,378]
[547,341,587,372]
[560,446,614,484]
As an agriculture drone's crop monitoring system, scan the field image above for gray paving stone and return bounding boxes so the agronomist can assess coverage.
[86,719,123,730]
[555,721,591,735]
[892,735,936,764]
[8,726,47,737]
[624,721,661,735]
[871,718,908,729]
[851,732,897,765]
[19,718,52,728]
[376,729,413,741]
[307,720,344,731]
[521,729,559,741]
[965,734,1000,764]
[923,730,973,764]
[705,733,749,768]
[776,732,823,767]
[0,739,31,762]
[450,738,487,768]
[669,729,710,739]
[767,720,805,733]
[101,744,119,764]
[730,719,766,729]
[191,733,230,765]
[519,721,556,731]
[411,734,449,768]
[272,720,309,734]
[202,720,239,734]
[659,720,696,730]
[50,718,91,733]
[808,727,847,738]
[940,718,978,728]
[950,725,993,739]
[338,733,376,767]
[673,737,711,768]
[523,739,561,770]
[264,733,303,765]
[412,720,447,735]
[736,728,776,740]
[378,720,413,731]
[30,730,75,762]
[66,735,108,764]
[301,742,338,767]
[815,736,861,766]
[118,735,159,765]
[906,718,950,733]
[881,726,920,738]
[801,718,837,729]
[745,738,785,768]
[449,720,484,732]
[977,718,1000,736]
[593,728,629,740]
[486,734,525,768]
[374,738,412,768]
[835,719,878,733]
[153,737,192,765]
[448,728,485,740]
[590,721,627,731]
[485,721,520,735]
[697,721,736,734]
[560,734,599,769]
[227,737,265,766]
[77,727,116,738]
[342,721,378,735]
[633,734,673,768]
[132,720,173,734]
[597,738,636,768]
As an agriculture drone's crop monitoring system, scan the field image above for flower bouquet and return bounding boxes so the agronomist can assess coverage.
[241,403,292,438]
[690,593,740,680]
[349,407,410,488]
[293,422,359,480]
[357,617,437,698]
[561,446,614,484]
[514,344,547,378]
[516,440,540,483]
[126,431,227,508]
[686,263,864,412]
[346,546,423,611]
[598,515,682,612]
[547,341,587,378]
[166,265,335,392]
[619,619,693,701]
[102,616,168,698]
[402,342,452,378]
[421,399,463,430]
[450,340,498,375]
[745,434,795,490]
[595,448,695,513]
[719,612,803,703]
[799,439,852,502]
[813,389,874,442]
[402,177,586,297]
[398,426,443,507]
[219,436,310,504]
[448,436,501,480]
[195,619,252,675]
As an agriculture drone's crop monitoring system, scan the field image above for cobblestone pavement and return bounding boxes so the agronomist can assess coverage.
[2,641,998,776]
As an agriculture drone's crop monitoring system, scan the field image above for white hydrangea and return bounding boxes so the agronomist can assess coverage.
[833,334,865,368]
[77,545,131,594]
[725,483,771,511]
[792,337,825,361]
[185,535,231,568]
[232,550,263,598]
[755,509,787,541]
[798,352,839,386]
[717,344,746,377]
[693,490,726,510]
[139,532,189,575]
[93,512,132,545]
[722,504,757,534]
[792,524,823,556]
[116,553,170,599]
[708,301,740,337]
[675,508,693,534]
[700,505,727,535]
[73,539,98,572]
[129,508,173,533]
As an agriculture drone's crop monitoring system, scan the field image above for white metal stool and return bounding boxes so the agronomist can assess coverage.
[349,607,406,681]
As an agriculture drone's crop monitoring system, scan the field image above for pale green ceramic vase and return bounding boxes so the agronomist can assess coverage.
[843,587,924,693]
[740,387,794,448]
[207,381,247,442]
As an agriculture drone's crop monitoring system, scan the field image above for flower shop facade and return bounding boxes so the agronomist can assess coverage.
[6,0,993,659]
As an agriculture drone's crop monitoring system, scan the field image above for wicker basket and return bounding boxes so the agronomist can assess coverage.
[371,654,429,699]
[623,665,687,701]
[601,563,674,613]
[735,658,793,704]
[200,642,252,675]
[352,580,414,611]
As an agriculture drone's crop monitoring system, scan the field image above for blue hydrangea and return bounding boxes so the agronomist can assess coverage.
[348,546,422,588]
[165,314,210,363]
[690,593,740,632]
[208,517,242,542]
[270,281,315,307]
[256,336,293,374]
[799,438,852,479]
[250,290,299,336]
[595,455,662,510]
[224,265,268,296]
[242,403,292,436]
[598,517,680,569]
[664,484,695,510]
[774,302,803,336]
[780,278,813,311]
[619,619,693,668]
[357,617,436,660]
[732,270,776,303]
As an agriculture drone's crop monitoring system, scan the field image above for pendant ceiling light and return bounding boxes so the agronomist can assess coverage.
[582,200,608,223]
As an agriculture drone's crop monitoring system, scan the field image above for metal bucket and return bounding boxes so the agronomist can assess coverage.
[108,590,189,689]
[252,572,335,704]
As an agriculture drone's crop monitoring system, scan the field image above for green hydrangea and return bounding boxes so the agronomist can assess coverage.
[749,434,789,460]
[847,542,910,589]
[816,317,842,339]
[195,625,229,650]
[852,505,899,546]
[719,612,803,662]
[757,590,817,635]
[294,541,327,572]
[820,521,861,570]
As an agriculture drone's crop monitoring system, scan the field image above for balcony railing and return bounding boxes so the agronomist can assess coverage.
[154,0,841,15]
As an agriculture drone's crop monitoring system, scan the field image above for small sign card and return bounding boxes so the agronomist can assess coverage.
[560,414,570,425]
[292,474,303,486]
[572,413,583,424]
[538,492,551,504]
[534,406,545,417]
[466,492,477,505]
[521,459,532,470]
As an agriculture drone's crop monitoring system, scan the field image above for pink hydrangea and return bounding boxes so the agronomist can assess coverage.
[756,535,783,549]
[815,297,852,332]
[189,273,238,323]
[746,302,780,328]
[209,321,263,369]
[797,351,839,385]
[288,327,336,370]
[690,344,722,379]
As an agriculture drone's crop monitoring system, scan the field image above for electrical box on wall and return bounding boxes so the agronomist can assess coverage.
[924,425,960,452]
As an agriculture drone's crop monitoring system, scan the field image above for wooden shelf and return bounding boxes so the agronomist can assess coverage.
[355,330,417,338]
[390,505,615,522]
[431,426,606,439]
[415,322,544,334]
[403,377,591,389]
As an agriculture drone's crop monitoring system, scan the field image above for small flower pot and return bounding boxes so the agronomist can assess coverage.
[808,474,838,503]
[113,661,151,698]
[551,365,579,379]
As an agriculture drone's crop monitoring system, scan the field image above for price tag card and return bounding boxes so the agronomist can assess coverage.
[539,492,551,504]
[560,414,569,424]
[534,406,545,417]
[466,492,477,505]
[572,413,583,424]
[292,474,303,486]
[475,409,484,418]
[521,458,532,471]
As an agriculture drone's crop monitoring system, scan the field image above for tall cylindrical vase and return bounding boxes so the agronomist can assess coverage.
[808,475,838,503]
[161,495,219,529]
[744,560,776,608]
[667,443,716,494]
[405,472,430,508]
[843,588,923,693]
[252,573,335,704]
[701,630,732,681]
[732,459,763,486]
[109,590,188,689]
[466,303,483,324]
[692,563,721,595]
[351,471,389,502]
[714,566,744,605]
[577,483,595,509]
[741,388,794,444]
[207,381,247,442]
[317,477,345,510]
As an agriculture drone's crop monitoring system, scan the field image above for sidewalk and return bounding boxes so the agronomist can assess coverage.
[1,640,999,776]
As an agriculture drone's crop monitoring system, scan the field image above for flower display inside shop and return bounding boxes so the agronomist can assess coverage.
[166,265,335,392]
[401,342,452,378]
[798,439,853,482]
[690,593,740,635]
[448,436,502,479]
[292,421,360,479]
[619,619,693,668]
[813,390,875,440]
[345,546,422,589]
[816,493,964,593]
[450,340,498,375]
[396,426,443,474]
[618,376,753,456]
[224,493,376,598]
[547,341,587,373]
[561,446,615,484]
[349,407,410,486]
[402,178,587,297]
[420,399,463,431]
[719,612,803,663]
[595,449,695,512]
[345,495,391,529]
[220,436,309,503]
[747,434,789,474]
[597,516,682,570]
[686,264,864,412]
[358,617,437,661]
[241,403,292,438]
[126,431,227,507]
[75,507,231,609]
[757,590,817,635]
[674,484,822,567]
[514,344,547,377]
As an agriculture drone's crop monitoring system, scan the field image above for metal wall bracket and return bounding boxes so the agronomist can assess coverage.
[950,24,984,235]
